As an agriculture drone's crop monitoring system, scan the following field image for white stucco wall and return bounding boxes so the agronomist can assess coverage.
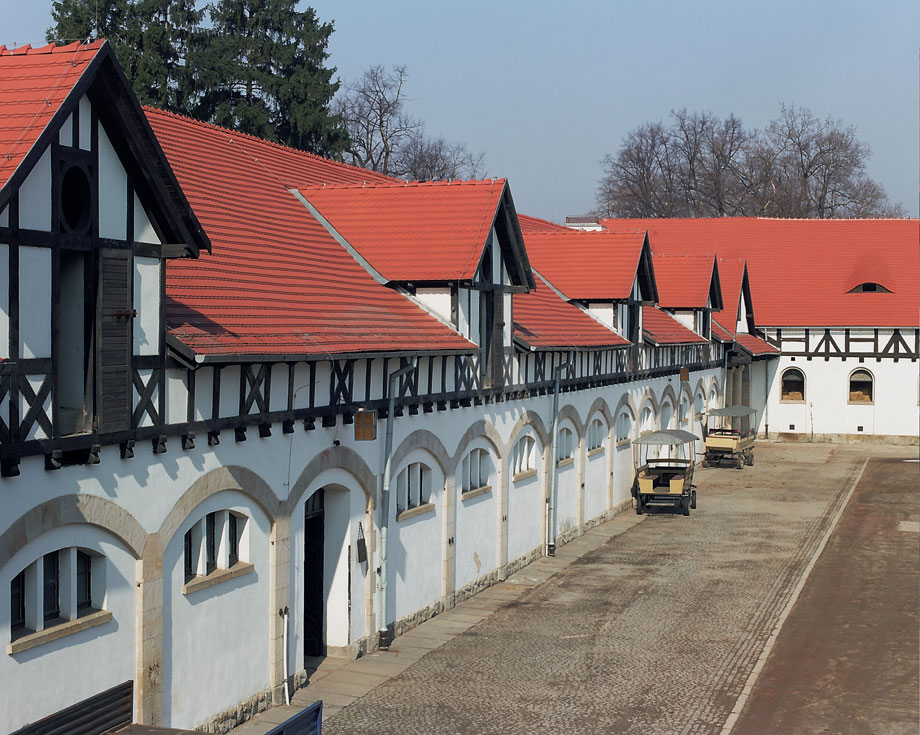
[134,257,161,355]
[98,124,128,241]
[507,430,544,561]
[18,147,51,232]
[0,526,138,735]
[163,489,272,730]
[453,438,499,590]
[19,245,52,359]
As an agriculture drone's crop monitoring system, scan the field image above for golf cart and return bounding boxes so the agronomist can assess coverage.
[702,405,756,469]
[632,429,699,516]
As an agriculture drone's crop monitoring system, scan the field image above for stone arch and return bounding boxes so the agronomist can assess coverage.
[612,392,638,423]
[584,396,613,427]
[288,446,377,514]
[659,384,678,410]
[0,495,147,570]
[636,389,660,429]
[507,410,550,449]
[450,419,504,475]
[693,377,708,400]
[555,404,584,437]
[159,465,281,544]
[391,429,451,476]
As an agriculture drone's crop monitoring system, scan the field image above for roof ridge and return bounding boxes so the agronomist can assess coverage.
[0,40,105,56]
[299,177,506,191]
[142,105,395,182]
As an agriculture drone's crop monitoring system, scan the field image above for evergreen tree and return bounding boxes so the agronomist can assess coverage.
[47,0,347,156]
[193,0,347,156]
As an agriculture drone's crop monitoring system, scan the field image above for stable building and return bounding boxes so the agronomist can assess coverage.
[0,42,742,733]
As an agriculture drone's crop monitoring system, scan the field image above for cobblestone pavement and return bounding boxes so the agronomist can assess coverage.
[321,443,885,735]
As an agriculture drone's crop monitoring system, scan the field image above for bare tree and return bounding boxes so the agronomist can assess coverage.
[336,64,486,180]
[597,106,904,219]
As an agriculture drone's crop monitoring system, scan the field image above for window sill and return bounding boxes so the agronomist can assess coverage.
[556,457,574,468]
[183,561,255,596]
[512,468,537,482]
[780,399,805,404]
[461,484,491,501]
[587,447,604,457]
[396,502,435,522]
[9,609,112,655]
[616,439,631,448]
[847,401,874,406]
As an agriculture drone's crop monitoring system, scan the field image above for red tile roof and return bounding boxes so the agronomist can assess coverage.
[0,41,104,194]
[711,321,733,342]
[603,218,919,328]
[145,108,473,358]
[652,253,718,309]
[522,228,647,300]
[517,213,568,232]
[642,306,709,345]
[300,179,507,281]
[513,274,630,349]
[712,258,747,337]
[735,332,780,356]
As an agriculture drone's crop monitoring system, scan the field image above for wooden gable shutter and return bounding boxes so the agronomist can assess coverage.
[97,248,132,433]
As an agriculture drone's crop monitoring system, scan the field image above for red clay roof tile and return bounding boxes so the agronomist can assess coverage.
[652,253,718,309]
[300,179,507,281]
[523,228,647,300]
[734,332,780,355]
[642,306,709,345]
[604,218,919,328]
[517,213,568,232]
[145,108,473,358]
[513,274,630,349]
[0,41,104,194]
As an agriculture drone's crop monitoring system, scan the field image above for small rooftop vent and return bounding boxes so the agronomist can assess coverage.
[564,215,603,231]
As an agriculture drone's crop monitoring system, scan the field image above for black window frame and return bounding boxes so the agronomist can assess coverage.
[205,512,217,575]
[43,551,60,622]
[184,528,195,583]
[228,513,239,567]
[10,570,25,631]
[76,550,92,610]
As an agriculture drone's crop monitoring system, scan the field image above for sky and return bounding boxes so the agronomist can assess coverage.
[4,0,918,222]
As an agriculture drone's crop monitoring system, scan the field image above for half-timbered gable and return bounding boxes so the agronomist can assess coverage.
[651,253,723,340]
[299,179,534,389]
[0,42,208,475]
[606,217,918,440]
[522,228,657,345]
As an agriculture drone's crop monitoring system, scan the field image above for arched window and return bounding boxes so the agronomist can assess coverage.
[639,406,654,436]
[781,368,805,402]
[587,418,605,452]
[848,369,874,404]
[511,435,537,478]
[556,427,575,464]
[679,395,691,425]
[461,448,492,493]
[847,282,892,293]
[9,547,105,642]
[184,510,249,584]
[615,411,633,444]
[397,462,432,512]
[660,402,674,431]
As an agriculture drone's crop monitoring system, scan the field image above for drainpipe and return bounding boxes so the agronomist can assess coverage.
[547,351,574,556]
[763,363,769,439]
[377,358,417,650]
[279,606,290,705]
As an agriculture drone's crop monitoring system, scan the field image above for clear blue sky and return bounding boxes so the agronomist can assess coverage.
[5,0,918,221]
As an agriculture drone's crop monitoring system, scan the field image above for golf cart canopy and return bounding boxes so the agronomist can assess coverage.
[706,405,755,418]
[635,429,699,446]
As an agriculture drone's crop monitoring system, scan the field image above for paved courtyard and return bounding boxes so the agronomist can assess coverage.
[233,442,918,735]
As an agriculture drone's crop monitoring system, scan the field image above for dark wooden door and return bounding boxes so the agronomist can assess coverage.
[303,489,324,659]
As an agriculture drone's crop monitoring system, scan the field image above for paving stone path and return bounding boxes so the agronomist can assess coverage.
[318,444,866,734]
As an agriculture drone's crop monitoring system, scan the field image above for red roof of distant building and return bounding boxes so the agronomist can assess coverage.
[0,41,104,194]
[517,213,568,232]
[145,108,472,358]
[603,217,919,328]
[652,253,718,309]
[735,332,780,356]
[300,179,507,281]
[642,306,708,345]
[513,274,630,349]
[523,228,647,300]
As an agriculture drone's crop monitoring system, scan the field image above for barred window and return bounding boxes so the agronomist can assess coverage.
[616,411,633,443]
[461,448,491,493]
[587,418,605,451]
[512,436,537,477]
[556,427,575,463]
[397,462,433,512]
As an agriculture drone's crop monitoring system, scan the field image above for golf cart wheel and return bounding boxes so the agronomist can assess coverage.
[746,450,754,466]
[636,496,644,515]
[736,456,744,470]
[681,496,690,516]
[691,489,697,509]
[701,456,710,468]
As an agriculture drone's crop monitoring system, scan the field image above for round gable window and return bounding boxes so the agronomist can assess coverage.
[60,165,93,234]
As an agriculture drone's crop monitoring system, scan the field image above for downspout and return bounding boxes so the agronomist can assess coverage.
[377,358,418,650]
[547,350,574,556]
[763,361,769,439]
[279,606,290,705]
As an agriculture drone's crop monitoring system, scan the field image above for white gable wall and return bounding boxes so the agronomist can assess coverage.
[18,147,51,231]
[98,124,128,241]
